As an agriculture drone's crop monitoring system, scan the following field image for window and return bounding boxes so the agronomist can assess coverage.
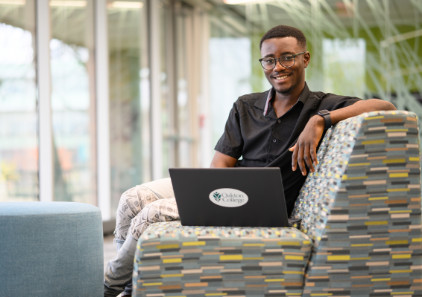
[50,0,96,204]
[107,0,149,215]
[0,1,37,202]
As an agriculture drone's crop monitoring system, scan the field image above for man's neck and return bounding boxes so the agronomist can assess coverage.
[272,84,305,118]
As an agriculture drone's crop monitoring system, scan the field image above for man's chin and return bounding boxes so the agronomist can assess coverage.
[273,85,292,95]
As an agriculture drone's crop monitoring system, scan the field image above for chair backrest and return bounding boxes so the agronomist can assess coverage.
[292,110,421,246]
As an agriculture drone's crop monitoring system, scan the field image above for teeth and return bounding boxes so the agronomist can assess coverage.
[275,75,288,80]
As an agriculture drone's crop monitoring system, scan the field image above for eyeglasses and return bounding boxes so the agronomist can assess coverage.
[259,51,306,70]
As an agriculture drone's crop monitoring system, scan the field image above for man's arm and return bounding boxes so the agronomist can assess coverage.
[290,99,396,176]
[210,151,238,168]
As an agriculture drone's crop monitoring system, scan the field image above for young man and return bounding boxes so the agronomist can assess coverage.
[104,25,396,297]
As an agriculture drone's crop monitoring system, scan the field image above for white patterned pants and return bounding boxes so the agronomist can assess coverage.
[104,178,179,296]
[114,177,179,242]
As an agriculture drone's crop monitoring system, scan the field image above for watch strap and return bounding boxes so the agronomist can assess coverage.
[317,109,332,130]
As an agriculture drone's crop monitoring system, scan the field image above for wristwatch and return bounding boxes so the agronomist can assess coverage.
[317,109,332,131]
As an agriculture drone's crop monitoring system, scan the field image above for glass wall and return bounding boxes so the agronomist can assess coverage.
[107,0,149,213]
[210,0,422,115]
[160,0,175,174]
[174,3,196,168]
[0,0,38,201]
[106,0,209,211]
[157,0,209,173]
[208,14,253,149]
[50,0,96,204]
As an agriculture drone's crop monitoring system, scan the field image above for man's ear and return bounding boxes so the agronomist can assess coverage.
[304,51,311,68]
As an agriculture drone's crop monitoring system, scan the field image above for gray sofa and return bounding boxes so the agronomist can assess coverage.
[132,110,422,297]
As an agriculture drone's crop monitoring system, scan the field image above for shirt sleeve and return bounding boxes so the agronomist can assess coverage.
[214,102,244,159]
[321,94,361,111]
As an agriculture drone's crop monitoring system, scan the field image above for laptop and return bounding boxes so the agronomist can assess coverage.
[169,167,289,227]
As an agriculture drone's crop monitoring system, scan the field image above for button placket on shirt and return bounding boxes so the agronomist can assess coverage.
[271,119,282,144]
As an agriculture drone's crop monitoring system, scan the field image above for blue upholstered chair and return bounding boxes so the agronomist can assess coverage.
[0,201,104,297]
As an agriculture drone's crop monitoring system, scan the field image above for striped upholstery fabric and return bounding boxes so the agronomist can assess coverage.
[293,111,422,296]
[133,221,312,296]
[133,110,422,297]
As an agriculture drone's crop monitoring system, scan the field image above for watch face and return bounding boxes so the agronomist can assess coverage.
[318,110,329,116]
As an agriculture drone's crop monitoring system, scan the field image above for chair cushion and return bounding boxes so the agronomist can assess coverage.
[133,221,312,296]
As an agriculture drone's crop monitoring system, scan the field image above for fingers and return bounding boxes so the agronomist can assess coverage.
[293,143,306,176]
[305,143,318,173]
[311,144,318,167]
[290,116,324,175]
[290,144,298,172]
[290,141,318,176]
[297,144,306,176]
[304,144,313,174]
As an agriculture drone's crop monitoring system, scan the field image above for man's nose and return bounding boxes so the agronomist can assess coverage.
[273,59,286,70]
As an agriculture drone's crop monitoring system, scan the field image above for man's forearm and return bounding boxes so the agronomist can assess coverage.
[291,98,396,176]
[210,151,237,168]
[330,99,396,126]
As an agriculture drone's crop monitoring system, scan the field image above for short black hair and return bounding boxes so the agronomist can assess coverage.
[260,25,307,49]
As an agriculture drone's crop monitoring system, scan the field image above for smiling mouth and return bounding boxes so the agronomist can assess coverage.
[273,74,290,81]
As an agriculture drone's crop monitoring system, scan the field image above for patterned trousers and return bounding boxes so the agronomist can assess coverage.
[114,177,179,242]
[105,178,179,296]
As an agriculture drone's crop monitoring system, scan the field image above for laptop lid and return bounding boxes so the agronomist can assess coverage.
[169,167,289,227]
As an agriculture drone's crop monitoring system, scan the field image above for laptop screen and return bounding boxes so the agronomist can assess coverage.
[169,167,289,227]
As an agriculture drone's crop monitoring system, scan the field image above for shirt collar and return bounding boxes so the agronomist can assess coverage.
[262,83,310,116]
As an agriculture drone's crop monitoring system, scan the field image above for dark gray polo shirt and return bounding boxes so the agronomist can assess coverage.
[214,83,360,215]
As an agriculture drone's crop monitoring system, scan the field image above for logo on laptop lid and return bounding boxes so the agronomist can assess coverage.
[209,188,248,207]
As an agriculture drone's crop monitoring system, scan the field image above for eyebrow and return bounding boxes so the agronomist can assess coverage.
[262,52,295,58]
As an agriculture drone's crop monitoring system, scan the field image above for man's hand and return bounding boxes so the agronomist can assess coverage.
[289,115,325,176]
[288,98,396,176]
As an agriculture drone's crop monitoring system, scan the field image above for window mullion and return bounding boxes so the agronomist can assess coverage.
[37,0,53,202]
[95,0,111,219]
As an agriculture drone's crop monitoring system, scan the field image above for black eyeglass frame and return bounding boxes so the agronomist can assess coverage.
[259,51,307,70]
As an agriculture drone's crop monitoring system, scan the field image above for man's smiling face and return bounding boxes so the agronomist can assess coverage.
[260,36,310,97]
